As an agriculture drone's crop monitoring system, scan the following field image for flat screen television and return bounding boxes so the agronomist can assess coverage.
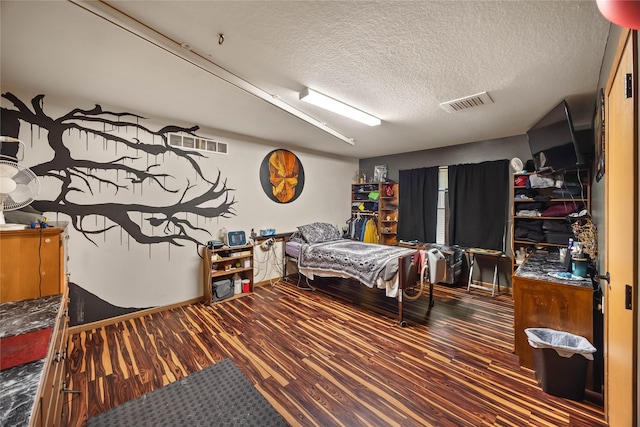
[527,100,584,173]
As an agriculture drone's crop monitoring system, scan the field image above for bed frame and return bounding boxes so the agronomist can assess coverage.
[283,242,433,327]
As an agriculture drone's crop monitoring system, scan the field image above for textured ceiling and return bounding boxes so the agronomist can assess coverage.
[1,1,611,159]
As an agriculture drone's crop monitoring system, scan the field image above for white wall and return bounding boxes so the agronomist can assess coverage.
[3,88,356,308]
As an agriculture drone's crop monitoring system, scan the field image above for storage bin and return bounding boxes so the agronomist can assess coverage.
[241,279,250,293]
[212,279,233,302]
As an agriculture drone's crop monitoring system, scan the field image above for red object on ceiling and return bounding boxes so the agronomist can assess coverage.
[597,0,640,30]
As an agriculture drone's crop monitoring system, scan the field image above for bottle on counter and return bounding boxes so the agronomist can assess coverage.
[563,238,574,272]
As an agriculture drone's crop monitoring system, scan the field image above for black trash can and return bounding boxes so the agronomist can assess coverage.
[525,328,596,401]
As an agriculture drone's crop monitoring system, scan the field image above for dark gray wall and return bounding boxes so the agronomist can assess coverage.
[357,52,612,289]
[592,24,622,278]
[359,133,531,182]
[359,133,532,289]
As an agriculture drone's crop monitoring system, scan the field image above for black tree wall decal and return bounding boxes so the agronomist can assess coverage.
[1,92,236,247]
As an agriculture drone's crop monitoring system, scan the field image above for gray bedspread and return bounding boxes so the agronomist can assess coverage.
[297,239,416,288]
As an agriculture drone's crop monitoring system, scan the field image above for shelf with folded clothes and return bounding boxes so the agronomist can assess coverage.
[351,182,399,245]
[510,168,590,273]
[515,216,582,220]
[514,198,587,203]
[513,212,585,244]
[513,239,567,247]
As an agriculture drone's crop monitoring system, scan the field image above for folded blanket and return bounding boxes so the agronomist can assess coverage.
[541,202,580,217]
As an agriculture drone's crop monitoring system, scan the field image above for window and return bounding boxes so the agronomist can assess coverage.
[169,134,182,147]
[182,137,195,149]
[216,142,228,154]
[436,166,448,245]
[167,133,227,154]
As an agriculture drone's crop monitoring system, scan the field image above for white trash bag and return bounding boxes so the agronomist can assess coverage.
[525,328,597,360]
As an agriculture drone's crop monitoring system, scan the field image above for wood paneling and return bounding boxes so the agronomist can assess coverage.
[63,279,606,427]
[0,226,66,303]
[604,27,637,426]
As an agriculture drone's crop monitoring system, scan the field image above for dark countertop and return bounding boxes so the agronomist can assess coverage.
[0,360,45,426]
[0,294,62,426]
[1,294,61,338]
[514,250,593,288]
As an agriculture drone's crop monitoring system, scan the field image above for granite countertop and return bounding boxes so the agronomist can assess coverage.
[1,294,61,338]
[514,250,593,288]
[0,294,62,426]
[0,360,46,426]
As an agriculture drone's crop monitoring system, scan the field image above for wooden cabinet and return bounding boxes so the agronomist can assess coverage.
[351,182,399,245]
[33,289,69,427]
[512,251,594,376]
[511,169,590,273]
[0,289,69,427]
[202,244,254,305]
[0,224,69,426]
[0,224,68,303]
[513,274,593,370]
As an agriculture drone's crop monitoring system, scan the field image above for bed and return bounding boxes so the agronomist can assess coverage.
[284,222,444,326]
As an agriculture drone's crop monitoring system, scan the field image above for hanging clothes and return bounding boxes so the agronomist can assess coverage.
[363,217,379,243]
[353,215,365,240]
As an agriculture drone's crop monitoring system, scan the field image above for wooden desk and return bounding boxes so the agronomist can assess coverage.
[254,232,295,286]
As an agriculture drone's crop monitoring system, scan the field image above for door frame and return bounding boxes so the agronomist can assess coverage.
[603,27,638,425]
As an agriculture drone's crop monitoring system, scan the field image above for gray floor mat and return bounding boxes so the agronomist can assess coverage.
[87,358,289,427]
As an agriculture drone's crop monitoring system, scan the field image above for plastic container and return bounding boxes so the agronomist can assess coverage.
[241,279,250,293]
[233,273,242,295]
[558,248,567,264]
[525,328,596,400]
[572,257,588,278]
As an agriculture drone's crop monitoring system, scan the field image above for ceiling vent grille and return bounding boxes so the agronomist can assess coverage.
[439,91,493,113]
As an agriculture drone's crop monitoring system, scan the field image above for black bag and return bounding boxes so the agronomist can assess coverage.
[212,279,233,302]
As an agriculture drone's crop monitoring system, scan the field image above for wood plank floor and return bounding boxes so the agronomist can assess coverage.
[62,278,607,426]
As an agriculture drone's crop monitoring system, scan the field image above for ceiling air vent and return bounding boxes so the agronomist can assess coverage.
[439,91,493,113]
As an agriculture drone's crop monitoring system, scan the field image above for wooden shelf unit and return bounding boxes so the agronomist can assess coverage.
[511,168,590,272]
[351,182,399,245]
[202,244,254,305]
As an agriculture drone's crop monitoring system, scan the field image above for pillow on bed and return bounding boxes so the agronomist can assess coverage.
[297,222,341,243]
[289,231,307,244]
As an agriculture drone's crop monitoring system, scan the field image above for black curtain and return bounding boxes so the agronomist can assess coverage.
[397,167,439,243]
[448,159,509,251]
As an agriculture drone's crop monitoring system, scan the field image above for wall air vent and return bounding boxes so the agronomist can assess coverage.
[168,133,227,154]
[439,91,493,113]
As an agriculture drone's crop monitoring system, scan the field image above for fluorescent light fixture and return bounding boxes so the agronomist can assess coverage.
[299,88,381,126]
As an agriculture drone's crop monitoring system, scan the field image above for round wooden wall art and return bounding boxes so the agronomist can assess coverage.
[259,149,305,203]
